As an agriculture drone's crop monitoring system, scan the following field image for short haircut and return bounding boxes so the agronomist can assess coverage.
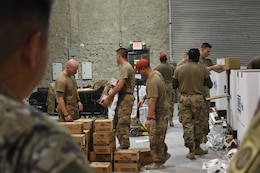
[200,43,212,49]
[116,48,128,59]
[0,0,53,64]
[188,48,200,62]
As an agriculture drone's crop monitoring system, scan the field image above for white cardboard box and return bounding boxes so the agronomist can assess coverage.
[213,71,228,111]
[236,70,260,143]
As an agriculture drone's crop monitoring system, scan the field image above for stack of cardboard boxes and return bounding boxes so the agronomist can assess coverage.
[90,119,115,172]
[60,118,153,172]
[60,119,94,157]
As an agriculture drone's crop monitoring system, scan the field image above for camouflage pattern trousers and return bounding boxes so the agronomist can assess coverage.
[178,94,204,149]
[149,115,169,163]
[202,100,210,135]
[165,82,175,121]
[58,103,80,122]
[114,94,135,148]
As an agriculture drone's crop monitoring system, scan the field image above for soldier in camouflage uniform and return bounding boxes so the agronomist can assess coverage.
[101,48,135,149]
[0,0,93,172]
[135,59,171,170]
[55,59,83,122]
[173,48,213,160]
[154,53,176,127]
[199,43,224,143]
[228,101,260,173]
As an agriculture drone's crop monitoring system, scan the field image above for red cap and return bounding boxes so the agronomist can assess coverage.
[132,59,150,73]
[159,53,167,60]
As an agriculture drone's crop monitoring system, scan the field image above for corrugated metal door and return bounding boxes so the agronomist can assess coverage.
[171,0,260,66]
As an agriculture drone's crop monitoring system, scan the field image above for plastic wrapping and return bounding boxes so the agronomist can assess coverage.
[202,159,229,173]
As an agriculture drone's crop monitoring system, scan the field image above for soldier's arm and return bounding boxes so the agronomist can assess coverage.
[56,91,69,116]
[172,78,178,89]
[148,97,157,118]
[204,76,213,89]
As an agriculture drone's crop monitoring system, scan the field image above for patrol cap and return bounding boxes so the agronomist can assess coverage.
[160,53,167,60]
[132,59,150,73]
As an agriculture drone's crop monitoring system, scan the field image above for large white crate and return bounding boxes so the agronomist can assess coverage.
[236,70,260,143]
[213,71,228,110]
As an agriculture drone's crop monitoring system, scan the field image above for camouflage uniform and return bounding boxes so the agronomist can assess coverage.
[114,62,135,148]
[154,63,175,125]
[55,73,80,121]
[173,62,210,151]
[228,103,260,173]
[0,85,93,173]
[199,58,214,139]
[146,71,171,163]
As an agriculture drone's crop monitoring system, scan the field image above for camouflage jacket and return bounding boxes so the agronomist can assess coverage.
[0,85,93,173]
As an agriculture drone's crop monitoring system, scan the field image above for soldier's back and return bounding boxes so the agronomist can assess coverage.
[0,94,93,173]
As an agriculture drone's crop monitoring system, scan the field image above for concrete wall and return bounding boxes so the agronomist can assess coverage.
[38,0,169,87]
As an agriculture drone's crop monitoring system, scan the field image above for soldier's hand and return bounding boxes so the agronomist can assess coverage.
[64,115,73,122]
[101,98,109,107]
[78,101,83,111]
[145,120,151,132]
[138,99,145,108]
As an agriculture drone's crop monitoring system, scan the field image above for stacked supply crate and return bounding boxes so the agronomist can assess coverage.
[74,118,95,157]
[114,149,140,173]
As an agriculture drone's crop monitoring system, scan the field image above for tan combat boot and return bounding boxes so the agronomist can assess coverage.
[195,146,208,155]
[186,148,195,160]
[144,162,164,170]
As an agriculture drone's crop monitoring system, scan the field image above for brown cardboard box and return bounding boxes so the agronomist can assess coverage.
[94,119,113,133]
[59,122,83,134]
[114,162,140,173]
[99,78,118,107]
[94,141,116,154]
[216,57,240,70]
[90,162,112,173]
[93,131,115,145]
[71,134,86,147]
[89,151,114,162]
[114,149,139,161]
[137,148,153,166]
[74,118,93,130]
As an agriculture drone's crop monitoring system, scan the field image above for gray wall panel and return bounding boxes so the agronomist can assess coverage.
[171,0,260,66]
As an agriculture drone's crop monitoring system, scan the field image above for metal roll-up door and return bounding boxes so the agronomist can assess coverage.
[171,0,260,66]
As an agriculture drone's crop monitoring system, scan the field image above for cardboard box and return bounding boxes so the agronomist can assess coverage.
[108,78,118,86]
[217,57,240,70]
[137,148,153,166]
[74,118,93,130]
[59,122,83,134]
[89,151,114,162]
[114,162,140,173]
[94,119,113,133]
[114,149,139,161]
[93,131,115,145]
[71,134,86,147]
[90,162,112,173]
[94,141,116,154]
[99,78,118,107]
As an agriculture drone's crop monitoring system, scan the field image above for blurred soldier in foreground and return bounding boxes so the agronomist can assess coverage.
[0,0,93,172]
